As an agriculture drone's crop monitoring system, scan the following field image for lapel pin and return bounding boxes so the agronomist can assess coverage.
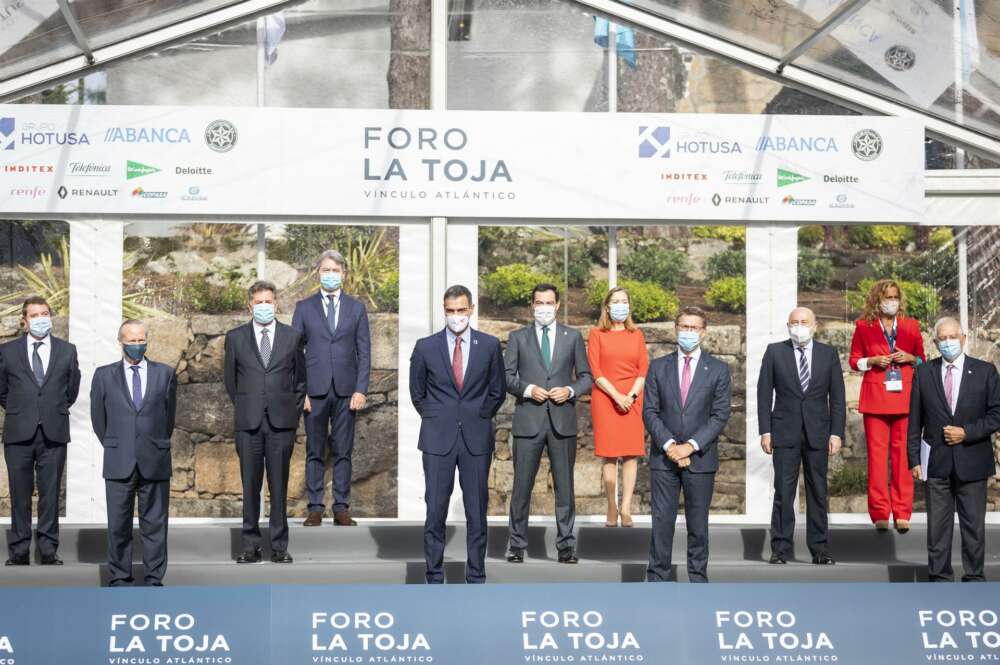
[473,339,478,345]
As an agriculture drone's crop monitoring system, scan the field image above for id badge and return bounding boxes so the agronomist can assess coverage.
[885,366,903,393]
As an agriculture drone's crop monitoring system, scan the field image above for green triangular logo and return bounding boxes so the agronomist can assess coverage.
[777,168,809,188]
[127,160,160,180]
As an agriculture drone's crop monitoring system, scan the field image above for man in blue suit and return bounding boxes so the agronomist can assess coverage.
[409,285,506,584]
[643,307,731,582]
[292,250,371,527]
[90,319,177,586]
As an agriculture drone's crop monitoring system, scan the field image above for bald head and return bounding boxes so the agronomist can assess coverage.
[788,307,816,327]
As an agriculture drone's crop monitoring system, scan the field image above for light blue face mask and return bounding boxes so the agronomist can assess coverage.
[677,330,701,353]
[28,316,51,338]
[320,272,342,291]
[937,339,962,362]
[252,303,275,325]
[609,303,630,322]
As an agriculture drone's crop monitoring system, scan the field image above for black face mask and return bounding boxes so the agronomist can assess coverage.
[123,343,147,361]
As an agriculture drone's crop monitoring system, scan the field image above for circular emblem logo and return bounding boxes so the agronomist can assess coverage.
[205,120,237,153]
[884,45,916,72]
[851,129,883,161]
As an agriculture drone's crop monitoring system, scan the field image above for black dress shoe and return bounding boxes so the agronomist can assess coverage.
[768,553,787,565]
[40,554,63,566]
[235,549,262,564]
[811,553,836,565]
[506,549,525,563]
[557,549,578,564]
[4,555,29,566]
[270,550,294,564]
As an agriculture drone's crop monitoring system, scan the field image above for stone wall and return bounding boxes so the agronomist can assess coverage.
[480,319,747,516]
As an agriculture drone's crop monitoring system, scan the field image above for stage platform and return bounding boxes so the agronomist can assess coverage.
[2,522,998,586]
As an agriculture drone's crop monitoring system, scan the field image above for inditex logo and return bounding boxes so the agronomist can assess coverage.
[777,168,809,188]
[639,126,670,158]
[4,163,54,174]
[126,160,160,180]
[659,172,707,181]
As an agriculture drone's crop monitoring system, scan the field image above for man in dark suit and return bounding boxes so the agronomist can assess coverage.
[291,250,371,527]
[409,285,505,583]
[643,307,731,582]
[0,296,80,566]
[90,319,177,586]
[504,283,591,564]
[908,316,1000,582]
[224,281,306,564]
[758,306,845,565]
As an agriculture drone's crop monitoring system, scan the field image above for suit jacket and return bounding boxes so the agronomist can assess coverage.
[90,360,178,481]
[907,356,1000,482]
[757,339,846,449]
[643,351,732,473]
[0,335,81,444]
[409,328,506,456]
[504,323,592,438]
[291,291,371,398]
[848,316,925,414]
[224,321,307,431]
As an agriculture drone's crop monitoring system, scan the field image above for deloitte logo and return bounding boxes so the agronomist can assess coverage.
[777,168,809,188]
[126,160,160,180]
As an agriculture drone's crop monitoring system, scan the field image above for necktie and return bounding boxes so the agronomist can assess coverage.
[130,365,143,410]
[31,341,44,385]
[541,325,551,370]
[798,347,810,393]
[680,355,692,407]
[260,327,271,368]
[452,337,464,391]
[327,295,338,334]
[945,364,955,414]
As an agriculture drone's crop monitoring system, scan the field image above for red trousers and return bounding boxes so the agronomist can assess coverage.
[864,413,913,522]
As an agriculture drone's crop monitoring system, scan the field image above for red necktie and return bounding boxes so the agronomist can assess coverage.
[452,337,464,391]
[680,355,692,407]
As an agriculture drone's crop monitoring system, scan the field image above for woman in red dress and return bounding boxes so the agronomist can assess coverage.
[588,286,649,528]
[848,279,925,532]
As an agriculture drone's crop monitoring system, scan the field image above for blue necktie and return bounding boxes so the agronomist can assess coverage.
[327,295,338,334]
[131,365,143,410]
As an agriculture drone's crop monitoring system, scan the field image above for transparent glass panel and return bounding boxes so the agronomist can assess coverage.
[69,0,244,51]
[0,5,79,81]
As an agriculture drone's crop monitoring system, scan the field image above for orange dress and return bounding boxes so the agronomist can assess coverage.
[587,327,649,458]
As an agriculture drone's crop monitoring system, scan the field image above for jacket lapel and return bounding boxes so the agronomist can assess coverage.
[785,341,806,397]
[39,338,62,389]
[929,358,950,417]
[547,324,566,375]
[17,336,36,383]
[137,363,160,413]
[665,353,681,409]
[312,292,331,339]
[244,322,266,370]
[114,361,137,411]
[437,330,460,394]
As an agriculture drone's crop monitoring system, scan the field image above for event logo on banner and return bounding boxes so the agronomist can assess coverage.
[0,106,924,222]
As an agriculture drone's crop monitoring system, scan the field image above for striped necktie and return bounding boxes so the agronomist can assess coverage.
[797,347,810,393]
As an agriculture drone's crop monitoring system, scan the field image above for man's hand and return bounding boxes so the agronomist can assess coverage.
[667,442,694,463]
[943,425,966,445]
[530,386,549,403]
[910,465,922,480]
[349,392,367,411]
[871,355,892,368]
[677,457,692,469]
[890,351,917,365]
[303,396,312,413]
[761,434,773,455]
[549,387,571,404]
[828,436,842,457]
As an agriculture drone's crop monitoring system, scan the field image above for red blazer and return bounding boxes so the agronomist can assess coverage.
[849,316,925,414]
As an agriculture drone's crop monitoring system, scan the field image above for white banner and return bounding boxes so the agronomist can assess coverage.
[0,106,925,222]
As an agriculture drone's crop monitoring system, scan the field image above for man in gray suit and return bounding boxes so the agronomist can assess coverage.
[90,319,177,586]
[643,307,731,582]
[504,283,592,564]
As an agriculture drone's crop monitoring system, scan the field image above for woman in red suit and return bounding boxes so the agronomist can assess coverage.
[849,279,925,533]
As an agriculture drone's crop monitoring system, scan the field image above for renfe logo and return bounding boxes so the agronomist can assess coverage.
[0,117,14,150]
[639,126,671,158]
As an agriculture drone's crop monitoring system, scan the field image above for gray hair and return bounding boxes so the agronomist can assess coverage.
[118,319,148,341]
[933,316,964,338]
[316,249,347,272]
[248,280,277,300]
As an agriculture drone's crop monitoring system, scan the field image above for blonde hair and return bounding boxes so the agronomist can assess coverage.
[862,278,906,323]
[597,286,637,331]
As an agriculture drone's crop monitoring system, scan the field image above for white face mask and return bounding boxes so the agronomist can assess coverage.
[880,299,900,316]
[788,324,813,346]
[447,315,469,334]
[533,305,556,327]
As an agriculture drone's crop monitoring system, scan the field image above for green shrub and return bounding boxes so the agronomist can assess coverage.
[536,241,592,288]
[929,227,954,251]
[706,248,745,281]
[374,270,399,312]
[798,225,825,247]
[847,225,915,249]
[620,245,689,290]
[829,463,867,496]
[481,263,558,307]
[691,226,745,245]
[586,279,678,323]
[867,249,959,290]
[704,276,746,313]
[797,248,835,291]
[848,278,940,327]
[184,273,246,314]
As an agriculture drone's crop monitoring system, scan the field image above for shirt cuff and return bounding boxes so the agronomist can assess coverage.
[662,439,675,452]
[688,440,700,451]
[523,384,535,399]
[857,357,870,372]
[568,387,575,399]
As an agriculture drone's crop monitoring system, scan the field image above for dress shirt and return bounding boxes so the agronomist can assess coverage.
[522,321,575,399]
[122,358,148,399]
[446,326,471,380]
[25,333,51,374]
[663,348,702,453]
[941,352,966,414]
[253,320,276,353]
[321,288,342,330]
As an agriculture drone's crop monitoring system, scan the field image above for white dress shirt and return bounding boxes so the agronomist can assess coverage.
[253,320,276,354]
[522,322,574,399]
[941,352,966,413]
[445,326,471,380]
[25,333,51,374]
[321,289,342,330]
[122,358,148,399]
[663,348,702,453]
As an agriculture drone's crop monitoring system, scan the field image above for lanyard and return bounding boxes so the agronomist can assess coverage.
[879,318,897,354]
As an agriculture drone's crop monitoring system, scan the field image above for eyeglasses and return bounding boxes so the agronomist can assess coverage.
[677,325,703,332]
